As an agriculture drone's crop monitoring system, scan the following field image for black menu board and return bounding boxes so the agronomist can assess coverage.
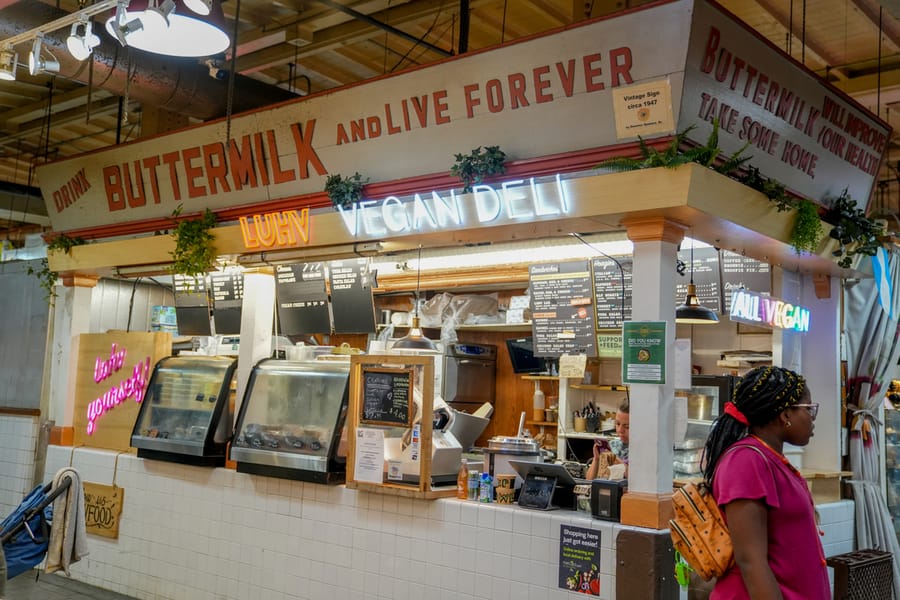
[720,250,771,312]
[675,246,721,313]
[173,274,212,336]
[360,367,413,426]
[529,260,597,357]
[210,271,244,335]
[329,258,377,334]
[275,262,331,335]
[591,256,632,330]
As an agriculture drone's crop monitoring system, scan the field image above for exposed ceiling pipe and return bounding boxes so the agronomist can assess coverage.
[0,0,297,120]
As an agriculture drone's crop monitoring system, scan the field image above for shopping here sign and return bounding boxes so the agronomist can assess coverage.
[37,0,887,235]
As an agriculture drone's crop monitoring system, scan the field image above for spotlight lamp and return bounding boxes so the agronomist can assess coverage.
[0,49,17,81]
[183,0,212,16]
[66,19,101,61]
[108,3,144,46]
[28,36,59,77]
[142,0,177,32]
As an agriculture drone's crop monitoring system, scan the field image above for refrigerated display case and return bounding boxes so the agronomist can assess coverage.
[131,355,238,466]
[674,375,738,478]
[884,409,900,543]
[231,359,350,484]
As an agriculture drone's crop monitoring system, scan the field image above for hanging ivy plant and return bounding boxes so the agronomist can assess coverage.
[26,233,87,304]
[790,199,824,255]
[325,172,369,209]
[170,206,218,277]
[596,120,751,175]
[822,189,884,268]
[450,145,507,193]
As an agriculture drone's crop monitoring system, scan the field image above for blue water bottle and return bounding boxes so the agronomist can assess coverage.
[479,472,493,502]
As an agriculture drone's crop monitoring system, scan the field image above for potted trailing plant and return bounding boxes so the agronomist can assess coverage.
[596,120,751,175]
[170,206,218,278]
[325,172,368,209]
[741,167,823,255]
[451,145,507,193]
[822,189,884,268]
[26,233,86,304]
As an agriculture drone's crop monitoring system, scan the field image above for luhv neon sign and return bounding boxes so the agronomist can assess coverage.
[729,289,810,333]
[86,344,152,435]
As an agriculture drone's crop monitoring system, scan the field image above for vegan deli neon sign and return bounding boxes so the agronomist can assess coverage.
[87,344,152,435]
[729,289,810,333]
[337,174,571,237]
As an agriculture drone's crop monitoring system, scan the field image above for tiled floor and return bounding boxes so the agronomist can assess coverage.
[3,571,138,600]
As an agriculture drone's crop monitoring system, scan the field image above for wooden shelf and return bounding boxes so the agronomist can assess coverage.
[560,431,613,439]
[376,321,532,332]
[570,384,628,391]
[526,420,558,427]
[521,374,559,381]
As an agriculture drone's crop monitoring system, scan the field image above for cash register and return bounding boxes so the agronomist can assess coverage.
[508,460,583,510]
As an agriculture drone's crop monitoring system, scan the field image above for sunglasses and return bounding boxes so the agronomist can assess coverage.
[793,403,819,419]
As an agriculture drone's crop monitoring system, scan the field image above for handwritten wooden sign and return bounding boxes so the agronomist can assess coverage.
[83,482,125,539]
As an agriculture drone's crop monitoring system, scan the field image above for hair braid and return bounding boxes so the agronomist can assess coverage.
[702,366,806,483]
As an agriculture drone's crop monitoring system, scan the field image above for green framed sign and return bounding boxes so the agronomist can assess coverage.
[622,321,667,384]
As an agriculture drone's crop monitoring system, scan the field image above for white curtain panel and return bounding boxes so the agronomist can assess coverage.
[845,247,900,599]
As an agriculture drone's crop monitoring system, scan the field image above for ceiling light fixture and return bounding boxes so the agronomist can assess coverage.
[66,19,101,61]
[675,238,719,325]
[28,36,59,77]
[106,0,229,57]
[0,49,17,81]
[392,245,438,352]
[108,2,144,46]
[183,0,212,16]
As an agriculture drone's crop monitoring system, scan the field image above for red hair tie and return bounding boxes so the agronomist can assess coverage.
[724,402,749,426]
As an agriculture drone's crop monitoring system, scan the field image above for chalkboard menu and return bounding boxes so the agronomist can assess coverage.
[675,246,721,313]
[720,250,771,311]
[592,256,632,329]
[210,271,244,335]
[329,259,377,334]
[529,260,597,358]
[173,274,212,336]
[360,367,413,426]
[275,262,331,335]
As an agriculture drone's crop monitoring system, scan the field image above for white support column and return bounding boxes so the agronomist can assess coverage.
[234,271,275,423]
[620,216,685,529]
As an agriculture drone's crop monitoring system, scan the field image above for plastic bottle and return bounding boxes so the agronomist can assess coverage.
[532,380,546,422]
[479,472,493,502]
[456,461,469,499]
[468,471,480,500]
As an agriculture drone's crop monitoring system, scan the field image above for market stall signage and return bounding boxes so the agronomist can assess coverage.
[559,524,601,595]
[337,174,570,237]
[240,208,310,250]
[73,332,172,451]
[83,482,125,540]
[622,321,667,384]
[729,288,810,333]
[360,367,413,427]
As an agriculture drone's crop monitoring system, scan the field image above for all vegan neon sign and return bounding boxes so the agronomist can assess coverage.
[729,289,810,333]
[337,174,571,237]
[86,344,152,435]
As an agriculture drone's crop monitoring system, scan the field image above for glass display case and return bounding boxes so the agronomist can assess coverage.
[673,375,737,478]
[231,359,350,484]
[131,355,238,466]
[884,409,900,543]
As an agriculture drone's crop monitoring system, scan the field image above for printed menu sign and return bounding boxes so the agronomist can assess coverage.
[529,261,597,357]
[329,259,377,334]
[558,525,601,595]
[210,271,244,335]
[592,256,633,329]
[720,250,771,311]
[275,262,331,335]
[675,246,721,313]
[173,274,211,336]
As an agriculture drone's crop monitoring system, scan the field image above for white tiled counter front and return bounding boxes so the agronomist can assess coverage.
[42,446,856,600]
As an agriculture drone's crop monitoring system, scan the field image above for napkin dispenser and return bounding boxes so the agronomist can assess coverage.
[590,479,627,521]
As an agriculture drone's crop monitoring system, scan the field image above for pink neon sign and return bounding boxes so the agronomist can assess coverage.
[86,345,151,435]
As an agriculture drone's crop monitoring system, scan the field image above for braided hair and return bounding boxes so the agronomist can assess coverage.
[702,366,807,484]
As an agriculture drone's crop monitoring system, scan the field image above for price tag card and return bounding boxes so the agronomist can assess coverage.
[559,354,587,379]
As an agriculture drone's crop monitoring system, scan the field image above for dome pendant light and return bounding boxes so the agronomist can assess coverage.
[392,246,437,352]
[105,0,229,57]
[675,239,719,325]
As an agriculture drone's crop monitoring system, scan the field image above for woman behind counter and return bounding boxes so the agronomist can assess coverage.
[703,366,828,600]
[585,398,629,480]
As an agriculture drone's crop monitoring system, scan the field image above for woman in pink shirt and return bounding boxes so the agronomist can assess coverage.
[702,366,829,599]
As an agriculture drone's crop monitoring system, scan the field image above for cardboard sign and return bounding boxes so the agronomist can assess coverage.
[83,482,124,540]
